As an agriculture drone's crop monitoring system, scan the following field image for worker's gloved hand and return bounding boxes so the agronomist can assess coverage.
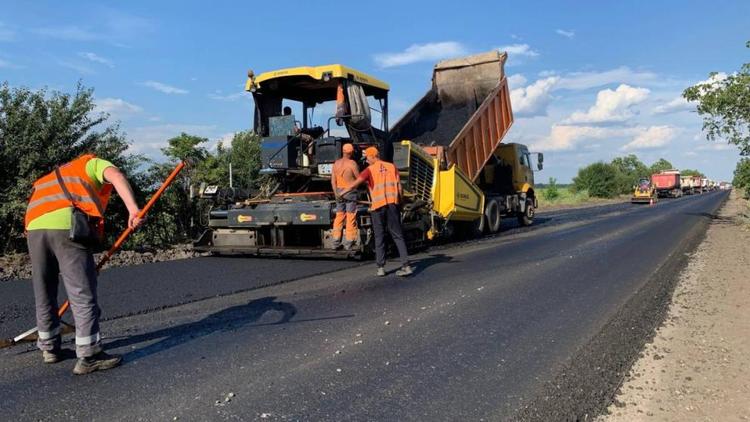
[128,209,146,229]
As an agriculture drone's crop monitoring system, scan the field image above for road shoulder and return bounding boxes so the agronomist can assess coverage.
[601,191,750,421]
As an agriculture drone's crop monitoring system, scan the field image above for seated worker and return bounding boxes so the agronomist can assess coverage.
[330,143,359,250]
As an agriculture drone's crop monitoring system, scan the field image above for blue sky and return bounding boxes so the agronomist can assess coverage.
[1,1,747,182]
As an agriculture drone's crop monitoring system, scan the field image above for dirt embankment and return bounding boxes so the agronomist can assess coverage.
[600,190,750,421]
[0,245,204,282]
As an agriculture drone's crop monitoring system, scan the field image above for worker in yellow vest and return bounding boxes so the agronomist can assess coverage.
[25,154,143,375]
[342,146,413,277]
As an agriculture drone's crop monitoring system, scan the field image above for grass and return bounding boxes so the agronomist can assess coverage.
[537,187,627,209]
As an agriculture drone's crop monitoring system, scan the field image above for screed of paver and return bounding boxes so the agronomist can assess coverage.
[601,191,750,422]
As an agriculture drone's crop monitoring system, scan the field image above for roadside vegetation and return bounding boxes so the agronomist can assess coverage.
[0,82,260,254]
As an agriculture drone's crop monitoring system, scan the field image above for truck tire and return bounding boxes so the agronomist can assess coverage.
[518,198,535,226]
[484,198,502,233]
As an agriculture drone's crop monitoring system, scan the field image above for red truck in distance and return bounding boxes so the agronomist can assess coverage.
[651,170,682,198]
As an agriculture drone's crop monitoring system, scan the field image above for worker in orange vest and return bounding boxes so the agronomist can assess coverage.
[330,143,359,250]
[25,154,143,375]
[342,146,413,277]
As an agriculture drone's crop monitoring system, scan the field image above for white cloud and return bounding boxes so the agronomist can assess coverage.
[58,60,94,74]
[621,126,677,151]
[140,80,189,95]
[94,98,142,118]
[510,76,559,117]
[556,67,658,90]
[373,41,468,68]
[33,26,98,41]
[0,22,15,41]
[696,142,736,151]
[0,58,22,69]
[507,74,528,88]
[565,84,650,124]
[125,123,219,156]
[556,29,575,38]
[531,124,627,151]
[529,123,676,152]
[208,91,249,101]
[653,96,694,114]
[497,44,539,64]
[78,52,114,68]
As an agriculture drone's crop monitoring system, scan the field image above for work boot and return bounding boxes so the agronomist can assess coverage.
[42,349,61,364]
[343,241,354,251]
[376,267,386,277]
[396,265,414,277]
[73,351,122,375]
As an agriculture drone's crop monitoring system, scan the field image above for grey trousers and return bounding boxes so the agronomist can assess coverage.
[27,230,102,358]
[370,204,409,268]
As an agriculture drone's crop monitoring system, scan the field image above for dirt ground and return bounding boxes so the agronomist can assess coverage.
[601,190,750,421]
[0,244,203,282]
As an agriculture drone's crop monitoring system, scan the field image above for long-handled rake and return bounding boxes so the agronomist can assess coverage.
[0,161,185,349]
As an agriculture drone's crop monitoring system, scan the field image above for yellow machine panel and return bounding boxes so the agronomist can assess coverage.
[434,165,485,222]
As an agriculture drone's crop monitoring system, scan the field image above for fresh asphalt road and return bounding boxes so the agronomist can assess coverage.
[0,191,728,421]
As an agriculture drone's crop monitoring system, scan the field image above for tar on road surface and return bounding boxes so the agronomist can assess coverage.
[0,191,729,421]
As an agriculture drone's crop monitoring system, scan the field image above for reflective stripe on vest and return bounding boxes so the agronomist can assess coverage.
[368,161,399,210]
[24,154,112,228]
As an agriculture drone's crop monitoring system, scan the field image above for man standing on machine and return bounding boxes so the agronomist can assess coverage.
[330,143,359,250]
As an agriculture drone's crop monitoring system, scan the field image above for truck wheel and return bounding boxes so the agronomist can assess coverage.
[484,198,502,233]
[518,199,535,226]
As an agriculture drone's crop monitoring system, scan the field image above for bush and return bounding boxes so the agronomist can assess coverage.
[0,82,142,253]
[0,82,264,254]
[543,177,560,200]
[573,162,620,198]
[733,158,750,199]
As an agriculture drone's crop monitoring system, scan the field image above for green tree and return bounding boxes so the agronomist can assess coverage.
[228,131,262,189]
[733,158,750,198]
[649,158,674,174]
[680,169,705,178]
[611,154,649,194]
[573,162,620,198]
[683,41,750,155]
[0,82,139,253]
[543,177,560,201]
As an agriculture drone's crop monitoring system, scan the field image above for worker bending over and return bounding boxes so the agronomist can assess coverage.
[343,147,413,277]
[330,143,359,250]
[25,154,143,375]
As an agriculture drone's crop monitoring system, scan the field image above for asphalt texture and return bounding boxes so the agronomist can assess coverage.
[0,191,728,421]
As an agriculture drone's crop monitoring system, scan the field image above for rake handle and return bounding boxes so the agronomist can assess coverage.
[56,161,185,318]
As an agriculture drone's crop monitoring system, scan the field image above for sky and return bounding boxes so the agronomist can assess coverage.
[1,1,747,182]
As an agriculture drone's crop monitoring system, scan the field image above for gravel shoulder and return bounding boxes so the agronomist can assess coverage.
[601,190,750,421]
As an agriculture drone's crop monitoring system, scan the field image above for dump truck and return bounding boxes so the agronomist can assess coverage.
[680,175,702,195]
[652,170,682,198]
[631,177,657,204]
[194,51,542,256]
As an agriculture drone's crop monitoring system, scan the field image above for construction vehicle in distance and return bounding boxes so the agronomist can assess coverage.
[680,175,703,195]
[652,170,682,198]
[631,177,657,204]
[194,51,542,257]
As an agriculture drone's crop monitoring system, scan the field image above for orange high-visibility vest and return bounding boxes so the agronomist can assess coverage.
[367,160,399,210]
[25,154,113,229]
